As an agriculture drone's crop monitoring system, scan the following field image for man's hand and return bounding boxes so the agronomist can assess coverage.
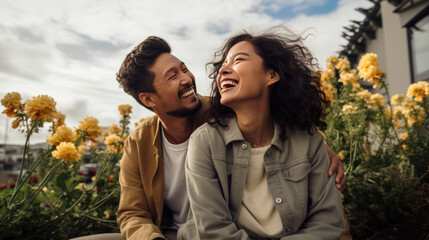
[325,144,345,192]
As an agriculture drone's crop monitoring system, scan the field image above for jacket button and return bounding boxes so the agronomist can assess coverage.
[241,144,248,150]
[275,197,282,204]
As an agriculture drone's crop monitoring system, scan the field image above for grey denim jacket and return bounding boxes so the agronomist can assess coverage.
[178,118,345,240]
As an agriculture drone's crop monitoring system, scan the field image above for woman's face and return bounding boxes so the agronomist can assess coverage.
[216,41,274,108]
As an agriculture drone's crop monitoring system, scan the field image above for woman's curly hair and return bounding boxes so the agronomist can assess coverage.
[208,27,329,140]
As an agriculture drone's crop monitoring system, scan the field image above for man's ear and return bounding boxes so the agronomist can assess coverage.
[267,70,280,86]
[139,93,156,109]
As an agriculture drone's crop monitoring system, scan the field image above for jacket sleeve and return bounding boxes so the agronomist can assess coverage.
[116,137,166,240]
[282,133,345,240]
[181,127,250,240]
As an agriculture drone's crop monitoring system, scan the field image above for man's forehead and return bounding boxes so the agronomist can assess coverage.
[150,53,182,74]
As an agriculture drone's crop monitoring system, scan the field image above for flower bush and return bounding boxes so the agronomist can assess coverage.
[320,54,429,239]
[0,94,132,239]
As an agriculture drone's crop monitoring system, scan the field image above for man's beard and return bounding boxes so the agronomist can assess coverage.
[166,98,202,118]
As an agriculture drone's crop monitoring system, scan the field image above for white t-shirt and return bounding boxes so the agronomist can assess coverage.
[161,128,190,228]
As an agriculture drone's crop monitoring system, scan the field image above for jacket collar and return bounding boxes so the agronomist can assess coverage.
[223,117,284,151]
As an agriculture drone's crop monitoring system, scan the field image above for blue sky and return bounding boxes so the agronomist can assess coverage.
[262,0,339,19]
[0,0,373,144]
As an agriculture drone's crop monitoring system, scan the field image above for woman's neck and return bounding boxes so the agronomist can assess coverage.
[234,100,274,148]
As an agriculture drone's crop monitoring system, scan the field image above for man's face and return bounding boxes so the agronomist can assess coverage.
[148,53,201,117]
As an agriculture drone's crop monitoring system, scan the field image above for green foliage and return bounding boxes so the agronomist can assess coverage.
[321,56,429,239]
[0,101,131,240]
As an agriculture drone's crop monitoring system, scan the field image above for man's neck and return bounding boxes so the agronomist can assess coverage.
[159,114,194,144]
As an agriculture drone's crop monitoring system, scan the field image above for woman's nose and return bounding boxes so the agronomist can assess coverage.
[219,63,232,76]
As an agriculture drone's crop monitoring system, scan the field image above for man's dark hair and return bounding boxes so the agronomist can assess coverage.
[208,27,329,140]
[116,36,171,111]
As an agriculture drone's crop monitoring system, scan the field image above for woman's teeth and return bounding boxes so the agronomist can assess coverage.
[221,80,238,89]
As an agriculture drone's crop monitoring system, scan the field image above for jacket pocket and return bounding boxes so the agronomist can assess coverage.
[282,161,311,214]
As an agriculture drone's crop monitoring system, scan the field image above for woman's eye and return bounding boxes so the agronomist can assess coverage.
[169,74,177,80]
[182,68,188,72]
[234,58,244,62]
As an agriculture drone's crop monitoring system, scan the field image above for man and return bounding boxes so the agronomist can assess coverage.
[115,36,345,240]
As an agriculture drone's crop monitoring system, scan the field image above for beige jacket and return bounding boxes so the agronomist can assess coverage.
[117,96,210,240]
[179,118,345,240]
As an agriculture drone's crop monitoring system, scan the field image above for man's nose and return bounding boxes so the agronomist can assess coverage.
[180,72,193,85]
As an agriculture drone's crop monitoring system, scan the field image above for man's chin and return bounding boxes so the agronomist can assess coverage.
[166,99,202,118]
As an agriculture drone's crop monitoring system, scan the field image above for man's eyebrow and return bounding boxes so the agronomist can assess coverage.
[163,62,186,78]
[163,67,176,78]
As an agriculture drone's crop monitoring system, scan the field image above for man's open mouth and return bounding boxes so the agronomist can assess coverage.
[180,87,195,98]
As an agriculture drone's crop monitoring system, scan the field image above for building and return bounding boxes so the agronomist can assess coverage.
[339,0,429,95]
[0,142,48,184]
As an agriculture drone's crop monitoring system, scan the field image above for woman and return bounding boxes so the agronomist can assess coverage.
[178,28,345,240]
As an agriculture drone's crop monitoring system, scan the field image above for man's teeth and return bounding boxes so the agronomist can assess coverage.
[221,80,238,89]
[182,88,195,98]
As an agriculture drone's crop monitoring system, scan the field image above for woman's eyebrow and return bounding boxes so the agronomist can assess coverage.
[232,52,250,58]
[223,52,250,65]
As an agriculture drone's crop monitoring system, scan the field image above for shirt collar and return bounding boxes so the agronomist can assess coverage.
[223,117,284,152]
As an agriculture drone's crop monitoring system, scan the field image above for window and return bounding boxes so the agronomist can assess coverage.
[408,14,429,82]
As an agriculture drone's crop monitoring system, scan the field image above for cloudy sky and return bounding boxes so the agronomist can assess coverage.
[0,0,373,144]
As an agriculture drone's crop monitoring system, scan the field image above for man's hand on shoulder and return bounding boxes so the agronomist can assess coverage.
[325,144,345,192]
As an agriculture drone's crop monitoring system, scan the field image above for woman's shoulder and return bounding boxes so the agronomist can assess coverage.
[286,127,325,157]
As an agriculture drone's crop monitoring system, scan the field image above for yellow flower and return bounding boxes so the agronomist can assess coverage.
[393,106,405,120]
[383,106,392,119]
[342,104,358,114]
[104,210,110,219]
[12,119,20,129]
[356,89,372,102]
[327,56,339,66]
[401,132,408,140]
[357,53,384,88]
[391,94,405,105]
[1,92,22,117]
[53,111,66,130]
[24,95,57,122]
[425,83,429,96]
[320,83,335,103]
[52,142,81,162]
[339,70,359,86]
[320,69,335,83]
[108,124,121,135]
[78,116,103,141]
[369,93,385,108]
[105,134,124,153]
[118,104,133,116]
[404,105,425,126]
[77,144,87,153]
[338,151,346,161]
[335,58,350,72]
[407,81,428,102]
[105,134,120,145]
[47,125,78,146]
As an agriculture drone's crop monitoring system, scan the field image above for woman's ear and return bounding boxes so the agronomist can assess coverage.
[267,70,280,86]
[139,93,156,109]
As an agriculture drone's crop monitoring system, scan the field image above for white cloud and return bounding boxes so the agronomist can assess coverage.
[0,0,374,144]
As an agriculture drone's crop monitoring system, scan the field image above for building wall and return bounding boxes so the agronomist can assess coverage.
[365,27,387,74]
[379,0,412,95]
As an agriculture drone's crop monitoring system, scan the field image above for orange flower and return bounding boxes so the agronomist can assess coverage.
[11,119,20,129]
